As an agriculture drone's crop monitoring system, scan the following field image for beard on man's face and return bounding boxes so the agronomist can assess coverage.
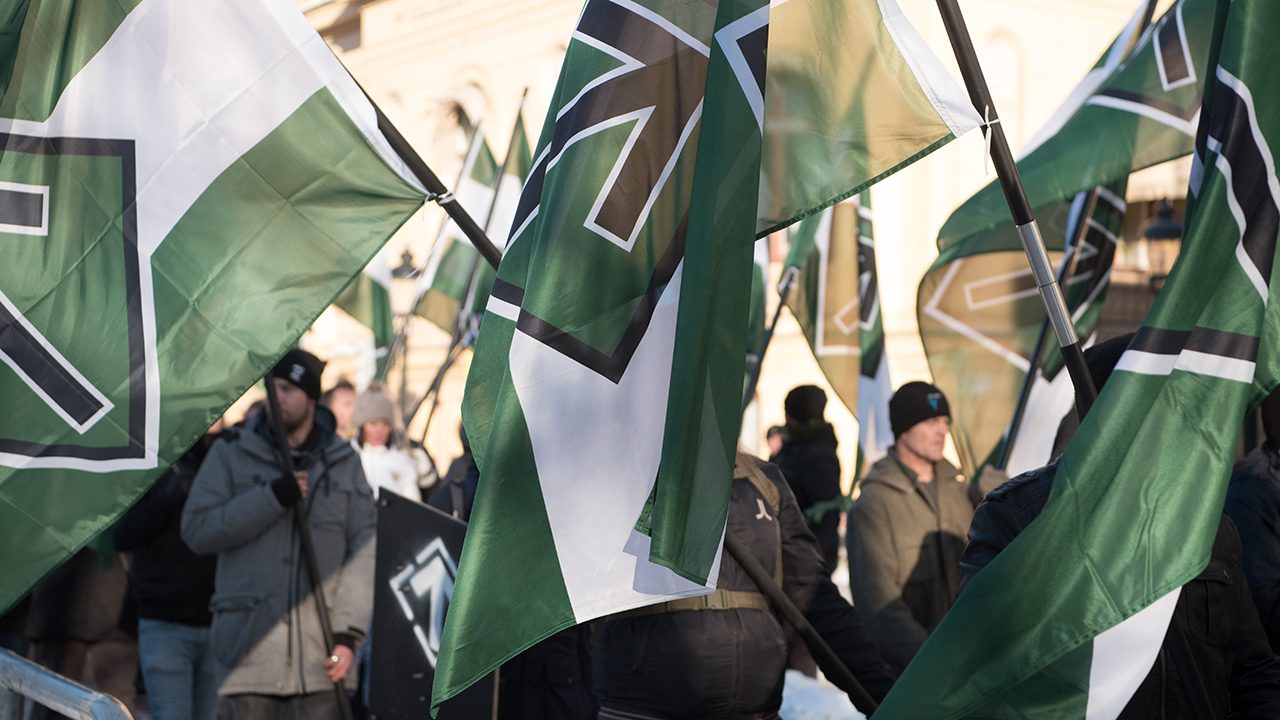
[275,399,314,435]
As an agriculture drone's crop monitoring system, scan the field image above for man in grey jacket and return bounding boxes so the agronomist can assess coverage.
[846,381,973,673]
[182,349,375,719]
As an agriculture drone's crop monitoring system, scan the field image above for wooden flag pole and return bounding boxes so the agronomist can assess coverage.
[934,0,1097,419]
[723,534,879,714]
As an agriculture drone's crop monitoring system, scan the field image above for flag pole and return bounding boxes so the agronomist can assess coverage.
[402,91,530,430]
[742,265,800,414]
[378,123,486,385]
[458,88,529,321]
[372,104,502,271]
[995,190,1097,470]
[262,379,354,720]
[934,0,1096,418]
[992,0,1156,469]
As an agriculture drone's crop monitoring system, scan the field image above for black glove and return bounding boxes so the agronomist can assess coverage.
[271,473,302,507]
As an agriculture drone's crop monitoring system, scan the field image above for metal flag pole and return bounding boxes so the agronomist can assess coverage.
[995,190,1097,470]
[991,0,1157,468]
[262,379,354,720]
[935,0,1097,418]
[742,265,800,414]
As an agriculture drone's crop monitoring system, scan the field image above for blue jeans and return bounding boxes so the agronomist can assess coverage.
[138,618,218,720]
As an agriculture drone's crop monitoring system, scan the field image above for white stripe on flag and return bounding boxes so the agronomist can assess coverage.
[485,295,520,322]
[877,0,982,137]
[511,262,720,620]
[1086,588,1181,720]
[1115,350,1177,377]
[1176,350,1255,383]
[1117,349,1256,383]
[856,353,893,464]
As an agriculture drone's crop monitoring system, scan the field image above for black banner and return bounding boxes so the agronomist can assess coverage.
[369,491,495,719]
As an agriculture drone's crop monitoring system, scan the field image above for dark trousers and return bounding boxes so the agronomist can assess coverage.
[220,692,343,720]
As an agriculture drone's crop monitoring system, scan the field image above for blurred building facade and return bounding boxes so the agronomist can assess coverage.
[291,0,1181,487]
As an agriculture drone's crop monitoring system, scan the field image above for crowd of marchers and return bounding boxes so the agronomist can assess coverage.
[3,339,1280,719]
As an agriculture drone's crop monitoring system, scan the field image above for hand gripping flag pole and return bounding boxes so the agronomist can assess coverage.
[935,0,1098,420]
[263,379,354,720]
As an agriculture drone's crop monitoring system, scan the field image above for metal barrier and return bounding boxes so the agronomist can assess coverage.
[0,649,132,720]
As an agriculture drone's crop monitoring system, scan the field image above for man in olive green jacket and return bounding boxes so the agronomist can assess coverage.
[182,349,375,719]
[846,382,973,673]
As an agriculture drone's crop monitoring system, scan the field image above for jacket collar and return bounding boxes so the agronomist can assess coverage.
[863,446,959,494]
[240,405,352,466]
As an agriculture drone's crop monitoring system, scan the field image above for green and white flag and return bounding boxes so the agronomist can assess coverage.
[918,0,1212,475]
[461,111,534,333]
[434,0,978,708]
[880,1,1279,715]
[0,0,425,611]
[414,130,498,333]
[334,246,395,371]
[785,194,892,467]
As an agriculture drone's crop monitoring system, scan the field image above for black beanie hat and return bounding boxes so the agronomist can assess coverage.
[270,348,325,401]
[784,385,827,424]
[889,381,950,437]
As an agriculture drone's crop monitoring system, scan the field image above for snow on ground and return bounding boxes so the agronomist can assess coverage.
[781,670,867,720]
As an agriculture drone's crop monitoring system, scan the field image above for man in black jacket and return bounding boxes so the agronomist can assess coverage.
[594,453,894,719]
[1226,388,1280,652]
[962,335,1280,718]
[116,426,221,720]
[771,385,842,571]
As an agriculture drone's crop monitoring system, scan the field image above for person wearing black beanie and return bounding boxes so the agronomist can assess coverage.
[772,385,843,572]
[845,381,973,673]
[181,348,377,715]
